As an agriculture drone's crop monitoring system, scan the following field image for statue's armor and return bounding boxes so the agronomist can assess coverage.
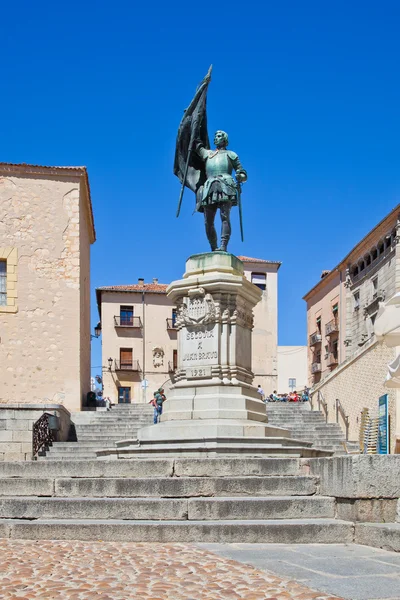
[195,146,246,211]
[195,142,247,252]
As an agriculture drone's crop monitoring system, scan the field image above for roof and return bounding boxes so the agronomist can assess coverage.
[97,283,168,294]
[0,162,95,243]
[237,255,282,267]
[303,202,400,301]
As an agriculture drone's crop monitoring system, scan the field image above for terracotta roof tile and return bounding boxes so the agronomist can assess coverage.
[97,283,168,294]
[237,255,281,266]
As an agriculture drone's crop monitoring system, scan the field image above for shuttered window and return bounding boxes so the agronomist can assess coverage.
[0,261,6,306]
[120,348,133,368]
[251,272,266,291]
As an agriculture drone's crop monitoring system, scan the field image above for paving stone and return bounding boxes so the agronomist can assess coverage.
[0,540,343,600]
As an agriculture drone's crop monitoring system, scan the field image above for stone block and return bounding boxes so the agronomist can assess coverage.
[12,430,32,443]
[0,497,188,521]
[310,455,400,498]
[174,458,301,477]
[336,498,398,522]
[355,523,400,552]
[0,420,6,430]
[0,478,54,496]
[0,430,13,442]
[3,452,25,462]
[0,410,15,419]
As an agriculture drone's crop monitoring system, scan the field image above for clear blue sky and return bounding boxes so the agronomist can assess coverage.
[1,1,400,375]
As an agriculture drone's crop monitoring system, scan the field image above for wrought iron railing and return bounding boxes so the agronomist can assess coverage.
[325,319,339,336]
[311,362,321,373]
[114,359,141,372]
[309,332,322,346]
[32,413,54,459]
[166,318,177,330]
[326,352,338,367]
[336,398,350,441]
[114,316,142,328]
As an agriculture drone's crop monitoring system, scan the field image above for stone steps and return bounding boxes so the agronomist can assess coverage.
[0,495,336,520]
[0,518,354,543]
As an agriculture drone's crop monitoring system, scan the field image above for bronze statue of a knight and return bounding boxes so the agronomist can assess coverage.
[174,68,247,253]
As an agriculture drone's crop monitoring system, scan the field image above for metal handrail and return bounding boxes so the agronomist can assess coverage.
[166,318,177,330]
[325,319,339,336]
[114,359,141,372]
[309,332,322,346]
[336,398,350,440]
[317,390,328,422]
[32,413,54,459]
[114,316,142,328]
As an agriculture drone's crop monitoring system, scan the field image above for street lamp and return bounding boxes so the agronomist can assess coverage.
[108,357,113,371]
[91,322,101,340]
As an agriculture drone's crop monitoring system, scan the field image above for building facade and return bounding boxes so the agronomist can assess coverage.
[0,163,95,414]
[98,256,281,404]
[277,346,308,394]
[303,205,400,452]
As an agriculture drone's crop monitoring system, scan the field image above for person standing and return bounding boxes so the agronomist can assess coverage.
[257,385,266,402]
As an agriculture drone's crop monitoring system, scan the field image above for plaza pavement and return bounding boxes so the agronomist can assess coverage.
[1,539,400,599]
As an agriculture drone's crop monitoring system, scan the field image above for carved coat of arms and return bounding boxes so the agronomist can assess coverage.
[177,288,216,326]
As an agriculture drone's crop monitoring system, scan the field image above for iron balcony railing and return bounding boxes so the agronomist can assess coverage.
[114,316,142,328]
[114,359,141,372]
[311,362,322,373]
[166,318,177,330]
[326,352,338,367]
[309,332,322,346]
[325,319,339,336]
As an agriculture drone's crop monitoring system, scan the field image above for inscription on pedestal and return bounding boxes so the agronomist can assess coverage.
[182,325,218,367]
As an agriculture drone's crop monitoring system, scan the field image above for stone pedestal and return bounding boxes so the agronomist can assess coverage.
[100,253,330,458]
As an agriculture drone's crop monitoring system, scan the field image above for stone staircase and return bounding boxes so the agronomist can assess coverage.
[265,403,358,454]
[0,456,398,549]
[39,404,154,460]
[0,457,352,542]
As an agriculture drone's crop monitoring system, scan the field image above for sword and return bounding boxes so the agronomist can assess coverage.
[236,179,244,242]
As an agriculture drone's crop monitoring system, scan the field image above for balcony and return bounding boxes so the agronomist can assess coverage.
[326,352,338,367]
[114,316,142,328]
[309,332,322,346]
[166,318,177,331]
[311,362,322,373]
[365,289,385,313]
[114,359,141,372]
[325,319,339,336]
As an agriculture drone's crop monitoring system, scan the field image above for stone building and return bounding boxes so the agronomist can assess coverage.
[303,204,400,452]
[0,163,95,416]
[97,255,281,404]
[277,346,308,394]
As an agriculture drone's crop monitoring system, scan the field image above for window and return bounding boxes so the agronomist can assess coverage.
[379,242,384,255]
[359,261,365,271]
[172,309,177,327]
[120,305,133,326]
[316,352,321,364]
[173,349,178,370]
[0,261,6,306]
[386,237,391,249]
[120,348,133,369]
[354,291,360,310]
[251,272,266,291]
[372,249,378,261]
[366,255,371,266]
[353,266,359,277]
[332,303,338,315]
[288,378,296,391]
[332,340,338,359]
[316,316,321,334]
[118,387,131,404]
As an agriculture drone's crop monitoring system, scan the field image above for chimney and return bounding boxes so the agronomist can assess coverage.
[153,278,158,284]
[138,278,144,285]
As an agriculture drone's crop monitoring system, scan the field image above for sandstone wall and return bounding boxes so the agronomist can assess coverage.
[0,169,91,412]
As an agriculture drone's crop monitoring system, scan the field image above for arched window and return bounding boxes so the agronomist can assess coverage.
[378,242,384,255]
[371,248,378,261]
[353,266,359,277]
[359,261,365,271]
[366,255,371,266]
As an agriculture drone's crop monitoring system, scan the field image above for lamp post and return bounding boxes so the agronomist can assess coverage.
[108,357,113,371]
[91,322,101,340]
